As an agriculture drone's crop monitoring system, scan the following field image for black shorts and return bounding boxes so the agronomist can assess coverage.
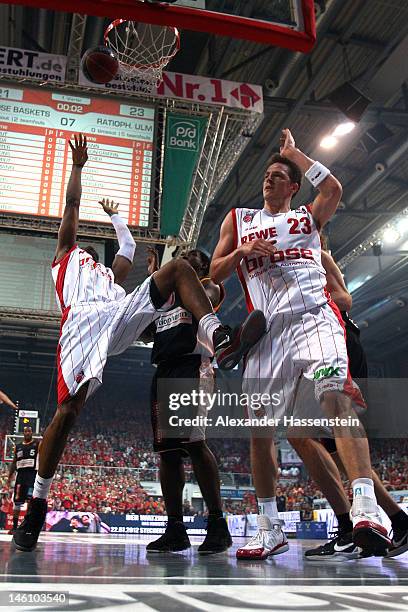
[14,477,35,505]
[346,326,368,380]
[151,355,210,453]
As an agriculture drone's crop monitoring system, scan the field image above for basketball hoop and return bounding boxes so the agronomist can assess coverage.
[104,17,180,91]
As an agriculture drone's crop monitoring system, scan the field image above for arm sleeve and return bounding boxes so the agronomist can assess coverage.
[111,214,136,263]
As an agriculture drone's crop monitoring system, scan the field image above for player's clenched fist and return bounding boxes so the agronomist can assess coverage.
[240,239,277,258]
[279,128,296,157]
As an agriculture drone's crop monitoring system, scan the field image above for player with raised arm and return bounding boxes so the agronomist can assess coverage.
[210,128,390,559]
[13,133,266,552]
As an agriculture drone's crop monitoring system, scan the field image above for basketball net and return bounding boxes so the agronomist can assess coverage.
[104,17,180,92]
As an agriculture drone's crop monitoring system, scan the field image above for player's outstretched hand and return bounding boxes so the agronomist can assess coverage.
[99,198,119,217]
[147,246,159,275]
[69,133,88,167]
[279,128,296,156]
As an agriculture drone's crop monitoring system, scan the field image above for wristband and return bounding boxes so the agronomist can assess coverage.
[111,214,136,263]
[305,161,331,187]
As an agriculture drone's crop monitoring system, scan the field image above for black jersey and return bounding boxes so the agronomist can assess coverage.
[15,440,39,482]
[151,293,211,365]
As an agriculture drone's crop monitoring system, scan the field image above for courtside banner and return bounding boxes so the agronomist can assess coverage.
[0,46,66,82]
[79,69,264,113]
[45,510,110,533]
[100,513,207,535]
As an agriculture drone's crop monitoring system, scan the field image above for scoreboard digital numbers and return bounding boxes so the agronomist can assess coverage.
[0,86,155,227]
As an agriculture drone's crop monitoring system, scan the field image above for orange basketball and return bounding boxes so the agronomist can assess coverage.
[81,46,119,84]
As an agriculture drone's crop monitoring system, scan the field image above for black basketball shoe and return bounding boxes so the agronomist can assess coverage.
[214,310,266,370]
[305,531,359,560]
[146,521,191,553]
[386,525,408,558]
[198,517,233,555]
[13,498,47,552]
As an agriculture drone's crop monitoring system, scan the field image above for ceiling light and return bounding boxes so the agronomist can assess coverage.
[320,135,338,149]
[333,121,356,136]
[397,216,408,235]
[382,227,400,244]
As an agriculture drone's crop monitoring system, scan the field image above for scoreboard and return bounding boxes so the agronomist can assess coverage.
[0,86,156,227]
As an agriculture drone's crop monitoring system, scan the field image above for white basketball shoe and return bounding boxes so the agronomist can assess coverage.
[236,515,289,560]
[351,495,391,556]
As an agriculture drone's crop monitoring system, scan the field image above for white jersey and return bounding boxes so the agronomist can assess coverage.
[50,244,174,406]
[51,244,125,312]
[232,206,327,319]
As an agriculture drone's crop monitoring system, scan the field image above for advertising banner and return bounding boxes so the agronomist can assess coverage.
[101,513,207,535]
[160,113,208,236]
[296,521,327,540]
[45,511,111,533]
[221,488,248,500]
[0,46,66,82]
[79,69,263,113]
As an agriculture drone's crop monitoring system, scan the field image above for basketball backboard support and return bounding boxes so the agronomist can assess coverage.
[2,0,316,52]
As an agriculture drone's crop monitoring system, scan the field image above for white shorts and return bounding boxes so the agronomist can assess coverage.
[243,302,365,421]
[57,276,173,404]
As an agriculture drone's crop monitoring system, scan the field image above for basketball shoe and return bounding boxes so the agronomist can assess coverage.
[146,521,191,553]
[13,498,47,552]
[198,516,232,555]
[214,310,266,370]
[305,531,360,560]
[236,515,289,560]
[386,525,408,558]
[351,495,391,556]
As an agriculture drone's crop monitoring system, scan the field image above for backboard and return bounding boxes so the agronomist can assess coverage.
[3,0,316,52]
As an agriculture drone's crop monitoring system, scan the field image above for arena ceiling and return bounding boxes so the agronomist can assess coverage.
[0,0,408,375]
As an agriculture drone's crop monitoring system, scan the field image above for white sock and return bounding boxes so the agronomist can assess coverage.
[33,475,53,500]
[352,478,376,502]
[197,313,222,354]
[258,496,279,522]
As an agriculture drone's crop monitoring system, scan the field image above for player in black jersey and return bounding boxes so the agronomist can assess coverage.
[288,247,408,559]
[145,248,232,554]
[7,427,40,534]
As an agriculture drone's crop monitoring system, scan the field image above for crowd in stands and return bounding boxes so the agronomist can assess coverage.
[1,398,407,520]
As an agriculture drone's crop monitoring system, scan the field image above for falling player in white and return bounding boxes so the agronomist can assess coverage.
[210,128,390,559]
[13,134,266,552]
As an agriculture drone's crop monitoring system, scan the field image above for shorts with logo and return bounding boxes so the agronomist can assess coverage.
[14,474,35,506]
[151,355,213,454]
[243,301,365,427]
[320,314,368,453]
[57,276,174,405]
